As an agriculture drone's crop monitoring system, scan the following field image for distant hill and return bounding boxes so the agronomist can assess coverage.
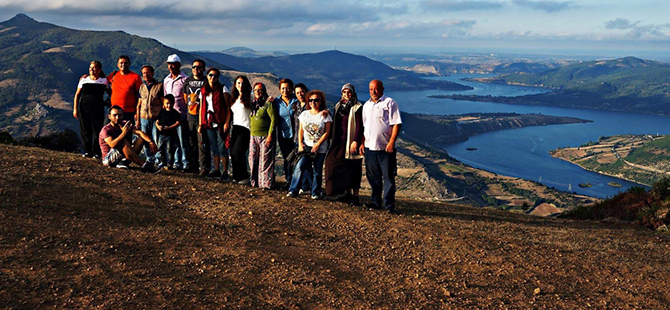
[220,47,289,58]
[477,57,670,115]
[407,61,553,75]
[0,14,231,138]
[491,62,554,74]
[196,50,472,95]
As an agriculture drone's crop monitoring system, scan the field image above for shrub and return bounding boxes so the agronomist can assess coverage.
[561,178,670,230]
[20,128,81,153]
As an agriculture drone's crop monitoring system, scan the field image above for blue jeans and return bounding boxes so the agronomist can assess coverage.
[156,133,178,165]
[173,123,189,168]
[206,128,229,158]
[289,152,326,196]
[364,148,397,210]
[139,118,158,163]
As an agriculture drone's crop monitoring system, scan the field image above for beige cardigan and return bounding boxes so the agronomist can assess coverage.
[334,101,363,160]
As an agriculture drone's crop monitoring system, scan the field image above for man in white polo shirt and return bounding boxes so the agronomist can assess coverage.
[359,79,402,213]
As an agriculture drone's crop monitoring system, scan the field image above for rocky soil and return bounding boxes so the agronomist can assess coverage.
[1,144,669,309]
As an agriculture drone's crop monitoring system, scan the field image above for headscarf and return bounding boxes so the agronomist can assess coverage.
[251,82,268,117]
[338,83,358,116]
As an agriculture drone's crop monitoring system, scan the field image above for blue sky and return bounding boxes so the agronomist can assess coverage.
[0,0,668,58]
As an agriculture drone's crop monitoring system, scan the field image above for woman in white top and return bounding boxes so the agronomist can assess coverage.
[287,90,332,199]
[229,75,252,183]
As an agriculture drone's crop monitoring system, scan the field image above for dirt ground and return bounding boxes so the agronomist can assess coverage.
[1,144,669,309]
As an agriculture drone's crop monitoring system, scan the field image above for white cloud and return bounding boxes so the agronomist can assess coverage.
[512,0,577,13]
[305,19,476,38]
[420,0,505,11]
[605,18,670,39]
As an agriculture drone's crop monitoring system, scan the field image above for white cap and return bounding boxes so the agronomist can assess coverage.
[166,54,181,63]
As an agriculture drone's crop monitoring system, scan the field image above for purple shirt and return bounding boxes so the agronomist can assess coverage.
[362,95,402,151]
[99,122,131,159]
[164,72,188,119]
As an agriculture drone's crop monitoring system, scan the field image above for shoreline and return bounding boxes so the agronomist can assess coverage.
[550,156,650,188]
[398,135,597,212]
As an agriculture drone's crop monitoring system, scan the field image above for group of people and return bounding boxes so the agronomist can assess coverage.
[73,54,402,212]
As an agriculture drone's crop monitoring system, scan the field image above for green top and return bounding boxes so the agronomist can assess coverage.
[249,101,276,137]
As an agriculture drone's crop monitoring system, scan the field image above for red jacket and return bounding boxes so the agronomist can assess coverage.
[200,83,229,129]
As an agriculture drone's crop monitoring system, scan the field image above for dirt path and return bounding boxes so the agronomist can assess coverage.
[1,144,669,309]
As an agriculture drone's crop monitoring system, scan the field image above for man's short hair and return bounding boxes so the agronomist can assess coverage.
[118,55,130,62]
[109,105,124,115]
[164,94,175,104]
[193,59,206,67]
[141,65,154,73]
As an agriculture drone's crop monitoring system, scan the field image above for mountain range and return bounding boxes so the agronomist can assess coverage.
[196,50,472,95]
[0,14,231,137]
[0,14,470,138]
[476,57,670,115]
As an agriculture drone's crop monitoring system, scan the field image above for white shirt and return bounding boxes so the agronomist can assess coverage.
[231,98,251,129]
[362,95,402,151]
[205,93,218,128]
[299,110,333,154]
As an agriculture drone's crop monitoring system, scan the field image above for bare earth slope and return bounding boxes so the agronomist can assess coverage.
[1,145,669,309]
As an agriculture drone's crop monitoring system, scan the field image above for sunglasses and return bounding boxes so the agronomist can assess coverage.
[207,73,219,78]
[308,98,320,103]
[192,65,204,69]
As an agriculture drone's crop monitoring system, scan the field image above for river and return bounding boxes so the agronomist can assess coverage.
[387,74,670,198]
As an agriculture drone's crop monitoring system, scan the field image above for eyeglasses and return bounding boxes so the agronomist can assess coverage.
[192,65,204,69]
[308,98,320,103]
[207,74,219,78]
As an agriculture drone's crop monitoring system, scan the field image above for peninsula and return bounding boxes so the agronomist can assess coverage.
[550,134,670,186]
[402,112,591,145]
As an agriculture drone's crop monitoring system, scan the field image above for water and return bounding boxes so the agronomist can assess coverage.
[387,74,670,198]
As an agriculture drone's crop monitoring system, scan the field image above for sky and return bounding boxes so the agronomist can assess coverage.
[0,0,669,59]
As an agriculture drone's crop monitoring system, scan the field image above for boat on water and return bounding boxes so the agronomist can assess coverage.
[578,183,593,188]
[608,182,622,188]
[466,147,478,151]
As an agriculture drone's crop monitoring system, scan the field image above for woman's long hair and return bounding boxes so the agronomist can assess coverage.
[231,75,252,109]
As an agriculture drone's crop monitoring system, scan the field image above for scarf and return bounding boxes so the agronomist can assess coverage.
[251,82,268,117]
[338,83,358,116]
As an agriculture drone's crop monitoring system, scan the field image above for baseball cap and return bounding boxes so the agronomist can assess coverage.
[166,54,181,63]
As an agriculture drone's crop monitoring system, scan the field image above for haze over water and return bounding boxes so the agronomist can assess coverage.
[388,74,670,198]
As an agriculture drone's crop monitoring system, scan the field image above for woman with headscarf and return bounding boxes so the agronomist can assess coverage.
[198,68,231,180]
[324,83,364,204]
[249,82,276,189]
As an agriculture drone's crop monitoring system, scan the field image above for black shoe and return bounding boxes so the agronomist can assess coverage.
[141,162,160,174]
[207,171,221,179]
[351,196,360,206]
[220,173,230,182]
[386,206,397,214]
[365,203,381,210]
[119,158,132,168]
[336,193,353,203]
